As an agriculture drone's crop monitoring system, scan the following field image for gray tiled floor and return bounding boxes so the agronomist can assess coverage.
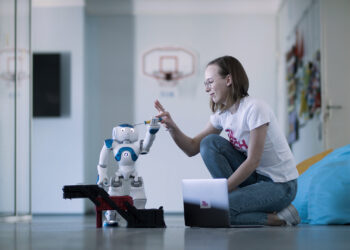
[1,214,350,250]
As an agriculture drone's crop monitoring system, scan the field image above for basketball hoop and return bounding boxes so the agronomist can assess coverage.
[0,48,30,85]
[142,47,196,87]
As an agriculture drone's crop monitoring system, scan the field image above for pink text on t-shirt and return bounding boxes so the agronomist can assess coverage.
[225,129,248,151]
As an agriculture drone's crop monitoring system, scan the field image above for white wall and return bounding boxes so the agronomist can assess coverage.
[134,14,277,211]
[31,5,85,213]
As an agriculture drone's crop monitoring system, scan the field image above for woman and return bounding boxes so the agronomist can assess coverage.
[155,56,300,226]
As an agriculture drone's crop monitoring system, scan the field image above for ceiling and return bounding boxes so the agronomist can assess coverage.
[33,0,282,15]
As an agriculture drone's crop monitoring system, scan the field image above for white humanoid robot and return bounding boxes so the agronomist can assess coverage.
[96,117,160,226]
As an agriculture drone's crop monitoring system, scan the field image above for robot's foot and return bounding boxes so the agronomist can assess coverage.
[103,220,119,227]
[104,210,125,227]
[105,210,117,221]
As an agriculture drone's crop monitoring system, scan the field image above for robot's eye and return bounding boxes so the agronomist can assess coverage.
[130,128,134,133]
[121,128,125,132]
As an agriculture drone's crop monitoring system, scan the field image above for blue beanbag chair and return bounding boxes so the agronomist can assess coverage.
[292,144,350,224]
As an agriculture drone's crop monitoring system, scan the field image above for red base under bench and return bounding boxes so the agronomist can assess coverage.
[95,196,133,228]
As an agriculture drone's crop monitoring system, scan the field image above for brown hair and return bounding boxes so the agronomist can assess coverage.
[207,56,249,113]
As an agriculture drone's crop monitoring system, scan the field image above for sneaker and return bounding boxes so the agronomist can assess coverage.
[277,204,301,226]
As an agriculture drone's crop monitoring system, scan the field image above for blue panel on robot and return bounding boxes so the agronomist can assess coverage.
[119,124,134,128]
[105,139,114,149]
[115,147,138,161]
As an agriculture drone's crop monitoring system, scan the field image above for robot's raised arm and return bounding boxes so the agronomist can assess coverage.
[140,118,160,154]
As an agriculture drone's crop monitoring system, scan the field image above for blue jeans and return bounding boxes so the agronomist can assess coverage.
[200,134,297,225]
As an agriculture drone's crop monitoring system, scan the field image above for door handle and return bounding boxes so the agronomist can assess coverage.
[326,105,342,110]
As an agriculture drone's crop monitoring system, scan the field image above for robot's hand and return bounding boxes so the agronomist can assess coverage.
[147,117,160,134]
[97,165,109,187]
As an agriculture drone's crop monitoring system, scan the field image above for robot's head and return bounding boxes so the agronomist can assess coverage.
[112,124,138,143]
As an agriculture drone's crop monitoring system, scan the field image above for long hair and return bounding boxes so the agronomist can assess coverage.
[207,56,249,113]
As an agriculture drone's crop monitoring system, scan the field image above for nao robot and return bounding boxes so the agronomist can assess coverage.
[96,117,161,226]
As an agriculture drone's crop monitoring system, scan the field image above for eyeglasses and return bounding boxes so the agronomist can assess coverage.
[204,78,215,88]
[204,75,228,88]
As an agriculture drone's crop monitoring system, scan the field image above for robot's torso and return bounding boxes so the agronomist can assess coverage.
[105,139,140,179]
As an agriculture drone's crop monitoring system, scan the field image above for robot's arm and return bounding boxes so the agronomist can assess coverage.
[97,139,114,186]
[140,117,160,154]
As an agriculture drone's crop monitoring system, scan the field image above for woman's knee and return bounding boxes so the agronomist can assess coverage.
[199,134,222,155]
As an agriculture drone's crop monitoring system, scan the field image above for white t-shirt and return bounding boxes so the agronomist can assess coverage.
[210,96,299,182]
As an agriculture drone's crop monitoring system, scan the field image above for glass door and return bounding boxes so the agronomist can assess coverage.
[0,0,16,217]
[16,0,31,215]
[0,0,31,217]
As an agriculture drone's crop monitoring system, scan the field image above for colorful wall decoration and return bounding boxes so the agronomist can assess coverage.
[286,30,321,145]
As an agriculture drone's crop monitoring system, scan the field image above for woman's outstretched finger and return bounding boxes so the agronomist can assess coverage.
[154,100,165,112]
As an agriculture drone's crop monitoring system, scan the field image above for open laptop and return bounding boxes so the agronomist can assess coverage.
[182,179,263,228]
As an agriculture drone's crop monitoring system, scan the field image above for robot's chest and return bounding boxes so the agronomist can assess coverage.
[113,145,139,162]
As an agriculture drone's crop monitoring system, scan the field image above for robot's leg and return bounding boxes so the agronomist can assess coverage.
[108,176,126,196]
[130,176,146,209]
[104,176,125,227]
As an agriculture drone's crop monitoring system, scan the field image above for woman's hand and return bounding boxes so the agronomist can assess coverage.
[154,100,177,131]
[154,99,220,157]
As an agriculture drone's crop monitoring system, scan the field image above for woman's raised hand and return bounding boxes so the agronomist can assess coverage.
[154,100,177,131]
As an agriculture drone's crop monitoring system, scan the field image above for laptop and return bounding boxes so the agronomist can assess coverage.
[182,178,263,228]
